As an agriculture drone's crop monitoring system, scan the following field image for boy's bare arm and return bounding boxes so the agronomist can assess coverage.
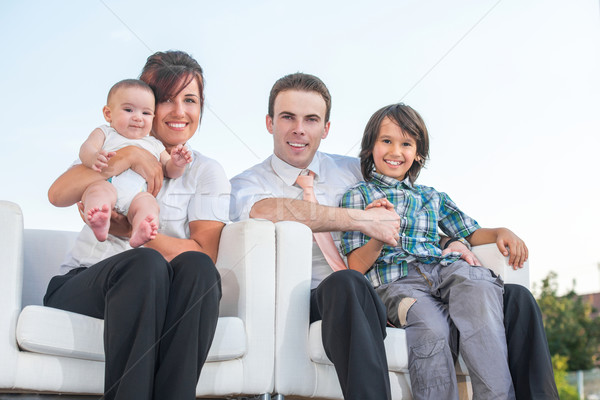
[347,238,385,274]
[466,227,529,268]
[250,198,400,246]
[346,197,397,273]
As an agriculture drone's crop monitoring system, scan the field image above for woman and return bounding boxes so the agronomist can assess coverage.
[45,50,230,400]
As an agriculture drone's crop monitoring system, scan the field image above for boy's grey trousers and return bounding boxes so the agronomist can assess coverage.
[376,260,516,400]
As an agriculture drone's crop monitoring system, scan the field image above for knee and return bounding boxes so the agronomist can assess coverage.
[320,269,370,297]
[504,283,535,306]
[114,248,171,290]
[504,283,541,318]
[171,251,221,295]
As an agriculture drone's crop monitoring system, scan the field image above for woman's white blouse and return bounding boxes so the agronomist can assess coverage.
[59,149,230,274]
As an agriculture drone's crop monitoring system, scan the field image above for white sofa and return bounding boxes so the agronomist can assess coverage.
[0,200,276,399]
[272,221,530,400]
[0,200,529,399]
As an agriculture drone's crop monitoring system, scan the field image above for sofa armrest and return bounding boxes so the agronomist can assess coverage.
[471,243,530,289]
[0,200,25,387]
[215,218,277,392]
[273,220,315,396]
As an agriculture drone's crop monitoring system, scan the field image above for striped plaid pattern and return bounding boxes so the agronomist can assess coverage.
[340,172,480,287]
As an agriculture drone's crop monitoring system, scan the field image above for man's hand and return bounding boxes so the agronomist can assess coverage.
[357,206,400,247]
[441,240,482,266]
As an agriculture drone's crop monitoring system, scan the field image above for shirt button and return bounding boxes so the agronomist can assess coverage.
[401,233,406,237]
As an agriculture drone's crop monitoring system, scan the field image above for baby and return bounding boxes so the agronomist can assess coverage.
[79,79,192,247]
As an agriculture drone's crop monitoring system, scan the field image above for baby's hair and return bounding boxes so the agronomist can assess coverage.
[359,103,430,183]
[106,79,154,105]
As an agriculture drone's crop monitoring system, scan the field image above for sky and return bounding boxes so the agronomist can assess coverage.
[1,0,599,295]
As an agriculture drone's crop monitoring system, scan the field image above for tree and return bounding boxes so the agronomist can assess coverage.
[552,354,579,400]
[536,271,600,371]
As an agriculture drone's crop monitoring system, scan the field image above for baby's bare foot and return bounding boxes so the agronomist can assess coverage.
[87,205,110,242]
[130,215,158,248]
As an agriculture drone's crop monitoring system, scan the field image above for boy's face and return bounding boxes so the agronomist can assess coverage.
[372,117,419,181]
[103,86,155,140]
[266,90,330,169]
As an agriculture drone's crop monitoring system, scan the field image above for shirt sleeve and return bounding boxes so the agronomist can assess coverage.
[229,174,274,222]
[437,191,480,238]
[339,186,369,256]
[187,158,231,223]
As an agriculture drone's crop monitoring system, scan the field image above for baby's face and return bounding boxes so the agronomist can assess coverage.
[104,86,155,140]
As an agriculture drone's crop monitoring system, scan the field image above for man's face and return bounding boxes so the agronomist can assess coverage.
[266,90,330,169]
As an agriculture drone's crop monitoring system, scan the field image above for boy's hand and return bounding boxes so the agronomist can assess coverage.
[360,205,400,247]
[442,241,482,266]
[365,198,395,212]
[170,144,193,167]
[496,228,528,269]
[92,150,116,172]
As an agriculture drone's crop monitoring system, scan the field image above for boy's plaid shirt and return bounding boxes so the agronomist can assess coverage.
[339,172,480,287]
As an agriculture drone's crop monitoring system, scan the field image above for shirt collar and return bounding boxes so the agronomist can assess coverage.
[371,171,413,189]
[270,152,323,186]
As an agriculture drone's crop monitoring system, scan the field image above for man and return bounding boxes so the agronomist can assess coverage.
[230,73,558,400]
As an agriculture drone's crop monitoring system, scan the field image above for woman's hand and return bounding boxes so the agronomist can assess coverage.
[107,210,132,238]
[144,220,225,263]
[111,146,164,196]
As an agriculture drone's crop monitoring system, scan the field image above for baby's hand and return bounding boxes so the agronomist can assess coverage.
[365,198,395,212]
[171,144,193,167]
[92,150,116,172]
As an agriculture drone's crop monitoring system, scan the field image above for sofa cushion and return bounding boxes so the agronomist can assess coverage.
[308,321,409,373]
[16,305,246,362]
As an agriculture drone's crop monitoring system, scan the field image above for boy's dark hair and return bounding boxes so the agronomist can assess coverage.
[139,50,205,115]
[268,73,332,123]
[107,79,154,104]
[359,103,430,183]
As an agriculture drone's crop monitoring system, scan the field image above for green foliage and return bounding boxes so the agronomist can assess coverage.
[552,354,579,400]
[536,272,600,371]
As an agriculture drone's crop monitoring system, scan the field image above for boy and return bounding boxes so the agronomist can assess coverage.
[340,103,518,400]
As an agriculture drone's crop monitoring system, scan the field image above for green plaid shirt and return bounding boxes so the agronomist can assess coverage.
[340,172,480,287]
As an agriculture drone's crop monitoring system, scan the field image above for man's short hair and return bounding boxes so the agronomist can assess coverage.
[268,73,332,122]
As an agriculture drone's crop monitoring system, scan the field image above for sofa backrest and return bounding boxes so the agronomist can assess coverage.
[23,229,78,308]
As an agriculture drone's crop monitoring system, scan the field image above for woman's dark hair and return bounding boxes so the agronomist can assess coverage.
[359,103,430,183]
[139,50,204,114]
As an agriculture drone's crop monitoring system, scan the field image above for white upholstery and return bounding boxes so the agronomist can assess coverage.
[0,200,275,398]
[272,221,531,400]
[0,199,531,399]
[16,306,246,363]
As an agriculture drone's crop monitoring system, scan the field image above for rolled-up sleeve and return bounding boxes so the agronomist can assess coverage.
[339,187,368,256]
